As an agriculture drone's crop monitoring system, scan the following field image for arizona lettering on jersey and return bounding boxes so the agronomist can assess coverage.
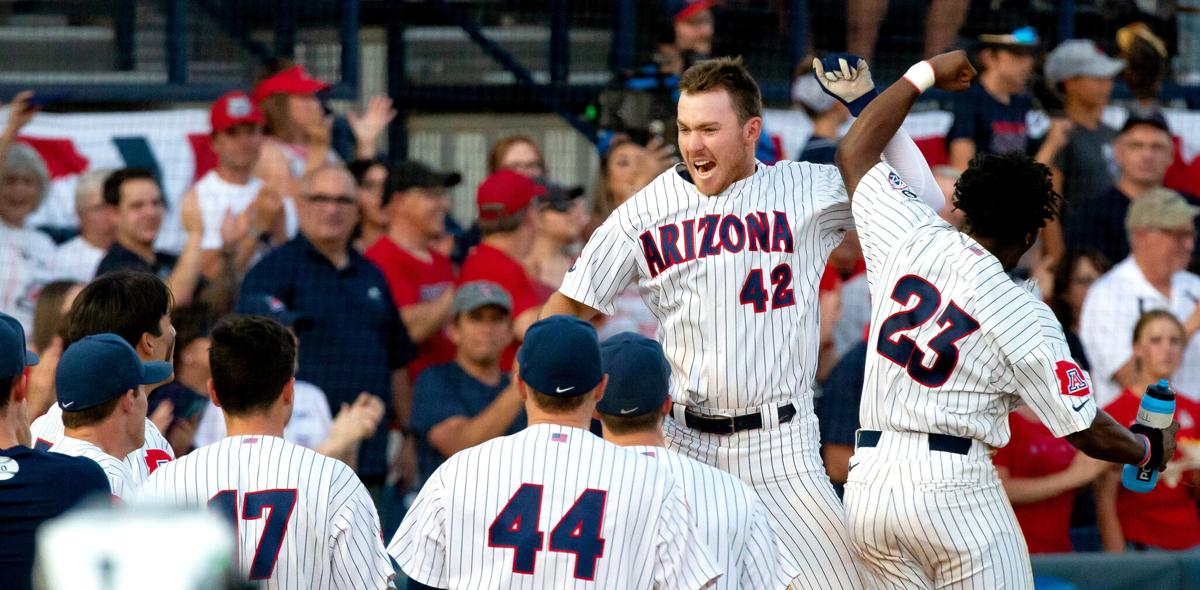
[629,445,788,589]
[31,403,174,480]
[561,162,851,413]
[852,161,1096,445]
[138,435,392,590]
[389,424,721,589]
[49,436,140,500]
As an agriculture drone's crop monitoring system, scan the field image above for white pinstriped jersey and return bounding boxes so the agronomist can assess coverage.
[853,162,1097,446]
[561,162,852,412]
[628,445,785,589]
[138,435,393,590]
[389,424,722,590]
[50,435,140,500]
[32,403,175,480]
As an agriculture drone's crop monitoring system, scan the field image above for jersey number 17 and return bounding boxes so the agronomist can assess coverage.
[876,275,981,387]
[487,483,608,581]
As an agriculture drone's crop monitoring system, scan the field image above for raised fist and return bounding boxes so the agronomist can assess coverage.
[926,50,977,92]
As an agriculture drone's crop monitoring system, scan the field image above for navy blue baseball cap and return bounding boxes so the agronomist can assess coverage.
[56,334,173,412]
[518,315,603,397]
[241,294,307,328]
[0,312,38,379]
[596,332,671,417]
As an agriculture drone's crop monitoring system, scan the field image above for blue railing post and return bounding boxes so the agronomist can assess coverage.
[1057,0,1076,43]
[386,0,409,162]
[549,0,570,86]
[274,0,296,60]
[611,0,636,71]
[166,0,188,84]
[340,0,360,94]
[114,0,136,71]
[789,0,809,69]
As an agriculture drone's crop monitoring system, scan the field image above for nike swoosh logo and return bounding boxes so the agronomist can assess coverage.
[1072,399,1090,412]
[619,407,640,415]
[61,401,74,408]
[555,386,575,394]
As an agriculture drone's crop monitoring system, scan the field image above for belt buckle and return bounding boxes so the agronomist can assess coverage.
[717,413,737,434]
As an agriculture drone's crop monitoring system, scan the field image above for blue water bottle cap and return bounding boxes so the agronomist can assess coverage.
[1146,379,1176,402]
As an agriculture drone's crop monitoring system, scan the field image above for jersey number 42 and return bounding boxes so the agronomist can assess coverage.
[487,483,607,581]
[876,275,980,387]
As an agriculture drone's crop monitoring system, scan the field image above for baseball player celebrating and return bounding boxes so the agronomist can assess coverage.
[31,271,177,479]
[595,332,791,589]
[139,315,393,590]
[49,333,173,500]
[389,315,721,589]
[543,56,943,587]
[833,50,1180,588]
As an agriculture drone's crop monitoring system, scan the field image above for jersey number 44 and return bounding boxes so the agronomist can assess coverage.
[876,275,981,387]
[487,483,608,581]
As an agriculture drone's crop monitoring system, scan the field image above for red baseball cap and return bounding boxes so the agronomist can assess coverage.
[251,65,331,104]
[476,170,546,221]
[210,91,264,134]
[670,0,716,21]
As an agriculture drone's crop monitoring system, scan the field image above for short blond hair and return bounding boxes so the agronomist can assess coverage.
[678,56,763,123]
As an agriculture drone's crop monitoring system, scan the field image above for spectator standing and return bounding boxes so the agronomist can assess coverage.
[847,0,969,62]
[364,161,460,382]
[252,64,395,200]
[1063,110,1191,265]
[237,164,416,485]
[1097,311,1200,552]
[1080,189,1200,406]
[946,27,1038,170]
[992,405,1106,554]
[191,91,294,283]
[96,168,204,307]
[25,280,80,416]
[792,74,849,165]
[51,169,115,283]
[526,180,589,293]
[488,134,547,177]
[1037,40,1125,260]
[457,170,545,369]
[815,334,866,495]
[349,158,389,251]
[0,311,109,590]
[148,305,211,456]
[49,334,172,500]
[1047,250,1110,370]
[0,92,54,336]
[409,281,524,485]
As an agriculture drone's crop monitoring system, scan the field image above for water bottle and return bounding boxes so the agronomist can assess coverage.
[1122,379,1176,493]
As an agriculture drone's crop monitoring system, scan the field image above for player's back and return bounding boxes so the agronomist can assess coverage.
[852,162,1090,448]
[31,403,174,479]
[628,445,784,589]
[139,435,392,590]
[391,423,720,589]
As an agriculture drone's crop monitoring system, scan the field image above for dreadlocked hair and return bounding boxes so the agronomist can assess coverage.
[953,151,1060,245]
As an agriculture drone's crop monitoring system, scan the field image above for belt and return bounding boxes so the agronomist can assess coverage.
[683,403,796,435]
[855,429,973,455]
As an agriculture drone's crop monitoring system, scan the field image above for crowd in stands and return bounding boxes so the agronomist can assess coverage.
[0,2,1198,578]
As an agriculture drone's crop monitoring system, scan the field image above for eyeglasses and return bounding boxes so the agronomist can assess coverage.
[304,194,356,207]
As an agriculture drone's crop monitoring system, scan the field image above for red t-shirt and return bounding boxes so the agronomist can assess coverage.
[458,243,540,370]
[993,411,1078,553]
[364,237,456,381]
[1104,389,1200,550]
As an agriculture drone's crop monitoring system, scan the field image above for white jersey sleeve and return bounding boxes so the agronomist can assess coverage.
[388,468,448,588]
[559,209,640,315]
[329,468,395,589]
[654,483,723,590]
[978,277,1097,437]
[810,162,855,243]
[851,162,939,289]
[735,497,780,590]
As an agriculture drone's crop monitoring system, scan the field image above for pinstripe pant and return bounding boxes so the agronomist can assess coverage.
[843,431,1033,589]
[665,413,866,589]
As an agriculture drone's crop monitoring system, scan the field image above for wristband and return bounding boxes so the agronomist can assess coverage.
[902,61,936,93]
[1135,433,1152,468]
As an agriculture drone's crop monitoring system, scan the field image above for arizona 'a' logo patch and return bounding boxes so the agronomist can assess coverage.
[1054,360,1090,397]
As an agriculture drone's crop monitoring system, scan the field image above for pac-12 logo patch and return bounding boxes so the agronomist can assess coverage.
[1054,360,1090,397]
[887,171,909,190]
